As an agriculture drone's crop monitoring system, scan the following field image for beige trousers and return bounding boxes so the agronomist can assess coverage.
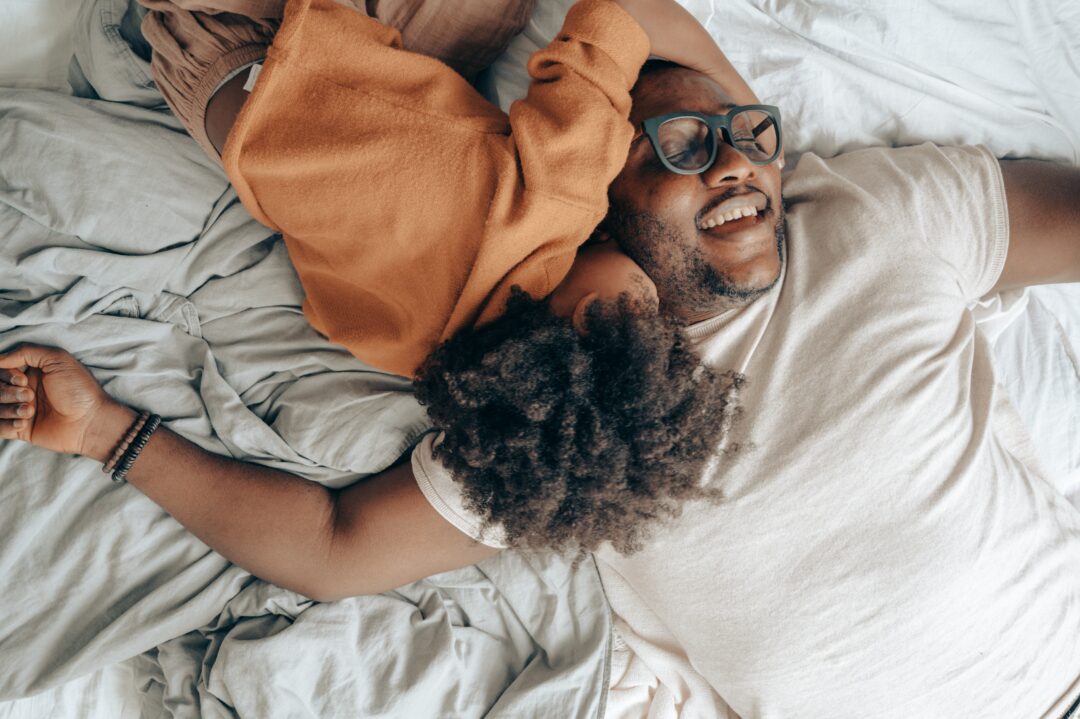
[138,0,534,160]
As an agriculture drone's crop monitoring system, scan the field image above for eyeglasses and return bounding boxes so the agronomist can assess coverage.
[641,105,783,175]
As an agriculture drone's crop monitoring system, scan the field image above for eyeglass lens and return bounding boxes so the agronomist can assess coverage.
[657,110,778,171]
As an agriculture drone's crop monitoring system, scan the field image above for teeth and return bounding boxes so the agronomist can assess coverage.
[699,204,759,230]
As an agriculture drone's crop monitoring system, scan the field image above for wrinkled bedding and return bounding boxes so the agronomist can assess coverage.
[1,0,1079,717]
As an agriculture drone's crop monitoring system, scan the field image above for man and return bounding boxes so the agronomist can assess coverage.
[584,61,1080,717]
[3,12,1079,719]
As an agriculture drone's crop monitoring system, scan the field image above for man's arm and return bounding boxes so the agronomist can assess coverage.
[991,159,1080,293]
[106,426,497,601]
[615,0,760,106]
[0,345,496,602]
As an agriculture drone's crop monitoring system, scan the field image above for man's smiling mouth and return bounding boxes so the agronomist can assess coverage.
[696,191,769,231]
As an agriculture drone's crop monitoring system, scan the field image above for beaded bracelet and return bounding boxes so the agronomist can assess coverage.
[112,414,162,484]
[103,411,150,475]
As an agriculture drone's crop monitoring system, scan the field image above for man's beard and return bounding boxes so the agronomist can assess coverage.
[604,201,786,318]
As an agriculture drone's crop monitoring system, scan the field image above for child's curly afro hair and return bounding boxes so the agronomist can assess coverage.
[414,288,742,556]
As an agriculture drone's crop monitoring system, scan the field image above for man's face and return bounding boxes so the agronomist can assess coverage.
[607,67,785,322]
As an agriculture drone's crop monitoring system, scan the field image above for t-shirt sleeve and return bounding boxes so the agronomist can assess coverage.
[915,145,1009,299]
[411,432,509,550]
[822,144,1009,302]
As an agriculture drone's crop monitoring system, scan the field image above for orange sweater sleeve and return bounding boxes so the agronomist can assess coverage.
[466,0,651,331]
[222,0,648,377]
[506,0,651,210]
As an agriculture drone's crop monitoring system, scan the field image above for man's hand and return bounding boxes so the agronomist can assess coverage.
[0,345,135,461]
[614,0,760,106]
[0,344,495,600]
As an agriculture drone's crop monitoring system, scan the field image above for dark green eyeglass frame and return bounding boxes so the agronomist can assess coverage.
[641,105,783,175]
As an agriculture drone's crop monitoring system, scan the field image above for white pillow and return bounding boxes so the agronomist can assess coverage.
[480,0,1078,164]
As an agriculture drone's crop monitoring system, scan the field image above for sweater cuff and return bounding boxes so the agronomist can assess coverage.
[559,0,652,89]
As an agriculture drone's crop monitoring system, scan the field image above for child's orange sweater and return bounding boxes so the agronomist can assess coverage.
[222,0,649,377]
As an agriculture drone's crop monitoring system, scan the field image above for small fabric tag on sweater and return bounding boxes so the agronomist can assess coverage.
[243,63,263,93]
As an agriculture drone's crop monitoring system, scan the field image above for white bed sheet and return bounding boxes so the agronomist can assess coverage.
[1,0,1078,717]
[0,664,139,719]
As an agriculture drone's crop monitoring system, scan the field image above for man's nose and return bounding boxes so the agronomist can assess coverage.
[700,141,756,187]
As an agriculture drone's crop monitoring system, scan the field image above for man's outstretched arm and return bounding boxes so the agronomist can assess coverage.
[992,159,1080,293]
[0,345,496,602]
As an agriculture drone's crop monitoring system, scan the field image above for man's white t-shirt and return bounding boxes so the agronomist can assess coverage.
[412,144,1080,718]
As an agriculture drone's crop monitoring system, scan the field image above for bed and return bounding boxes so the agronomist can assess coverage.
[0,0,1077,717]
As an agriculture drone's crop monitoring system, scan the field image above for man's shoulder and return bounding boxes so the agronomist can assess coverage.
[780,143,1001,254]
[782,143,997,200]
[778,141,1007,307]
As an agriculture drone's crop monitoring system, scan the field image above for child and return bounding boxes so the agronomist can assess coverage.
[150,0,750,556]
[0,0,749,599]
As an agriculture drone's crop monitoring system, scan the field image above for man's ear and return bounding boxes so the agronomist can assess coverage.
[571,292,600,335]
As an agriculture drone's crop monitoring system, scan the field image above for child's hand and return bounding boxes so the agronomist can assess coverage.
[0,344,134,461]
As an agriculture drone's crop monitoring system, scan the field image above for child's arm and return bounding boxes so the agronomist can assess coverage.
[0,345,496,601]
